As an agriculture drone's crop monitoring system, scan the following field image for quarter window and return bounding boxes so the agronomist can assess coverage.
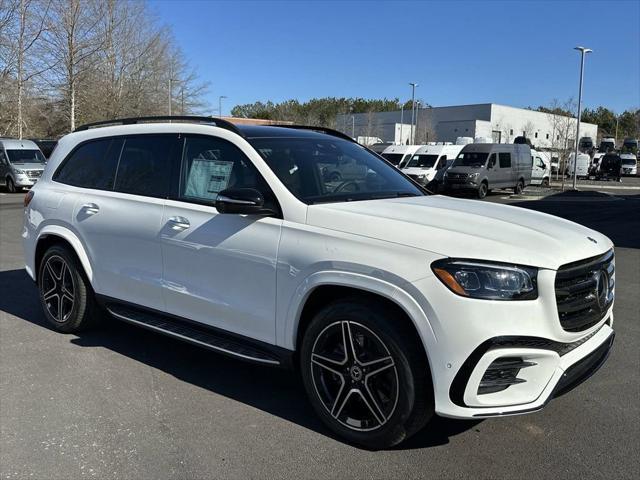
[113,135,176,198]
[499,152,512,168]
[54,138,122,190]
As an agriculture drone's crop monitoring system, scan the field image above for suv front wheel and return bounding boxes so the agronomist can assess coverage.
[38,245,101,332]
[300,298,433,449]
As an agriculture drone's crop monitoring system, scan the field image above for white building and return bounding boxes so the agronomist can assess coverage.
[336,103,598,149]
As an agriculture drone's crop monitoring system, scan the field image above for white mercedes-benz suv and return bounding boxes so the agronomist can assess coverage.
[23,116,615,449]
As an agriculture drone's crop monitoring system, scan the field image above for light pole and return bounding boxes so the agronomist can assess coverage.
[409,82,418,144]
[572,46,592,190]
[400,102,404,145]
[218,95,227,117]
[351,115,355,138]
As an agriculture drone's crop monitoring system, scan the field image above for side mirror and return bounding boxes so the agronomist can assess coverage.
[215,188,267,214]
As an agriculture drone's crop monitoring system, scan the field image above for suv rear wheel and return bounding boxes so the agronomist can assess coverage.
[6,177,16,193]
[300,298,433,449]
[38,245,101,332]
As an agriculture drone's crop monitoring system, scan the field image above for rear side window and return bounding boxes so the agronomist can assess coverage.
[499,152,512,168]
[113,135,176,198]
[54,139,122,189]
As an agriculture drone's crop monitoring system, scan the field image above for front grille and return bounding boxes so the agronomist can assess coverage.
[26,170,42,179]
[555,250,614,332]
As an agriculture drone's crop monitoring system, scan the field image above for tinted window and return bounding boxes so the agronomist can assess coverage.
[6,149,46,164]
[54,138,121,189]
[180,136,276,208]
[499,152,512,168]
[381,153,404,165]
[250,137,423,204]
[113,135,175,197]
[406,154,438,168]
[454,152,488,167]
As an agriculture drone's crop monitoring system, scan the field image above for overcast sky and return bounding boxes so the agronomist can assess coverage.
[153,0,640,115]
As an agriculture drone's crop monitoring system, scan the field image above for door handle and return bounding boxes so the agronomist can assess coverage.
[80,203,99,215]
[167,216,190,230]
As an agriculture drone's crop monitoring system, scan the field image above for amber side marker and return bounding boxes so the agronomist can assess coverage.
[433,268,469,296]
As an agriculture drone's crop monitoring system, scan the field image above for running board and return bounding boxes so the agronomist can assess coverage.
[105,303,284,366]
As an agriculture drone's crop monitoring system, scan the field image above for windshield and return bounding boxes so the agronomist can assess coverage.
[250,137,424,204]
[406,154,438,168]
[598,142,615,153]
[621,158,636,165]
[6,149,45,164]
[380,153,405,165]
[453,152,488,167]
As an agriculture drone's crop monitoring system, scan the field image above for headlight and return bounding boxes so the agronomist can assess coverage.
[468,172,479,179]
[15,169,26,174]
[432,259,538,300]
[418,174,426,179]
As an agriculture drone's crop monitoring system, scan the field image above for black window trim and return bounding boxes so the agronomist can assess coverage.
[169,133,283,218]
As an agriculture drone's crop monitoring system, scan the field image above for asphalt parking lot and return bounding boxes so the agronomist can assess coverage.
[1,190,639,479]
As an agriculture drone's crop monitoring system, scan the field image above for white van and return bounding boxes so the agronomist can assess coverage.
[401,144,463,185]
[380,144,422,168]
[530,150,551,186]
[566,152,590,179]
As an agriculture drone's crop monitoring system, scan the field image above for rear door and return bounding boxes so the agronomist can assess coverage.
[57,134,180,309]
[160,134,282,344]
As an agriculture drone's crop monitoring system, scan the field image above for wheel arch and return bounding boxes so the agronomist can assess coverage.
[285,273,435,374]
[34,227,93,284]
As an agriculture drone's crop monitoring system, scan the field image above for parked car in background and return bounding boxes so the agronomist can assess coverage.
[401,144,463,186]
[620,153,637,176]
[621,138,638,156]
[366,141,392,154]
[380,144,421,168]
[29,139,58,159]
[579,136,594,153]
[597,154,622,181]
[23,116,616,449]
[598,137,616,153]
[530,150,551,186]
[443,143,532,198]
[566,152,590,179]
[0,138,46,192]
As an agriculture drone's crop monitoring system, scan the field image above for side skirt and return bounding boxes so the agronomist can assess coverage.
[96,295,295,369]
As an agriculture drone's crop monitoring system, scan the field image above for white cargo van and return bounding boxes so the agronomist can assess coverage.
[402,144,463,186]
[566,152,590,179]
[530,150,551,186]
[380,144,421,168]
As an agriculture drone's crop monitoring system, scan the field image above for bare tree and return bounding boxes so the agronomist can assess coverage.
[523,121,536,142]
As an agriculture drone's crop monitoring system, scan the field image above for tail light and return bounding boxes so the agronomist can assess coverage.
[24,190,34,208]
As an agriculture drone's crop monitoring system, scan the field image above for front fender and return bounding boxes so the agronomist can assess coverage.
[279,270,437,359]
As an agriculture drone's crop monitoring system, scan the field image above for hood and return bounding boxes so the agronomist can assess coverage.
[12,162,45,170]
[403,166,436,180]
[306,195,612,270]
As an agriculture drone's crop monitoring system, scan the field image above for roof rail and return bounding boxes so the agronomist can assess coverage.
[271,124,356,143]
[74,115,244,137]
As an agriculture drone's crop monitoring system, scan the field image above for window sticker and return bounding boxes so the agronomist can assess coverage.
[185,159,234,200]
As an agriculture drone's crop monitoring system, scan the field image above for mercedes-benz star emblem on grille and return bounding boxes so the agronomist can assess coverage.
[594,269,609,310]
[587,236,598,244]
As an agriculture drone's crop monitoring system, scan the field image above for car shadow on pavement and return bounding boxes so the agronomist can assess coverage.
[0,267,478,450]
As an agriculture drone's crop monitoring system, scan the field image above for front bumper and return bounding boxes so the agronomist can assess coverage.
[14,175,38,187]
[407,269,615,419]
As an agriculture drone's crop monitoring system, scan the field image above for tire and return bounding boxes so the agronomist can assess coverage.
[38,245,101,333]
[477,181,488,199]
[514,179,524,194]
[542,177,550,187]
[6,177,16,193]
[300,298,433,449]
[329,172,342,182]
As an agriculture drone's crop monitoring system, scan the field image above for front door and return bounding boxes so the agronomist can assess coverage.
[160,134,282,344]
